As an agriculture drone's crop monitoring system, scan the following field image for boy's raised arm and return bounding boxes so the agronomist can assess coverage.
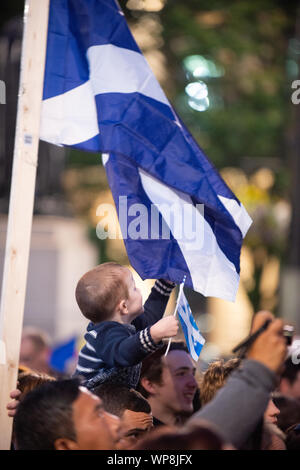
[133,279,176,330]
[97,316,178,367]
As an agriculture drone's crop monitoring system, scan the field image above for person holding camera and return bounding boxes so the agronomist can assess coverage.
[189,311,288,449]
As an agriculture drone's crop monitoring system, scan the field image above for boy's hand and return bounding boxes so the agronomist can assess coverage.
[150,316,179,344]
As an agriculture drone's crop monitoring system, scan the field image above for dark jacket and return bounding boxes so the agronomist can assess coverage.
[75,279,174,389]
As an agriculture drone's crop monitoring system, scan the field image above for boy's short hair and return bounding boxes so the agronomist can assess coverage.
[75,262,129,323]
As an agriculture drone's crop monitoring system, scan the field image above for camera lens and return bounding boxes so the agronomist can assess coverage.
[283,325,294,346]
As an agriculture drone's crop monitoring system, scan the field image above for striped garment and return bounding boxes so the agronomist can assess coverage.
[74,279,174,389]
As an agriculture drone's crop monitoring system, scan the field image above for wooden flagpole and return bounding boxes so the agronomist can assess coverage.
[0,0,50,449]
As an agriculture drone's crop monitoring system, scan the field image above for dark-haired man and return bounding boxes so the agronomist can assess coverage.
[93,383,153,448]
[279,358,300,400]
[138,342,198,426]
[14,378,120,450]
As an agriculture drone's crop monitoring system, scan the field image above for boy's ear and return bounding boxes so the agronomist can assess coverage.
[118,299,129,315]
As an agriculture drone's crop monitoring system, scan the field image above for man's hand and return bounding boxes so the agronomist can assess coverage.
[150,316,179,344]
[247,311,287,374]
[250,310,274,334]
[6,387,21,418]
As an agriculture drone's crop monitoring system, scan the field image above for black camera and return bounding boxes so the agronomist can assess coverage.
[233,320,295,356]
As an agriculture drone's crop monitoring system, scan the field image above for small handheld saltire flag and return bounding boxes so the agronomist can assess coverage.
[40,0,252,301]
[176,284,205,362]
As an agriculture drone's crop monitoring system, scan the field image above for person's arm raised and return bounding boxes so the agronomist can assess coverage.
[189,311,287,449]
[247,312,286,373]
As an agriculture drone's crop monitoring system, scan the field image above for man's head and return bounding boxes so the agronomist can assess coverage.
[19,327,51,373]
[133,421,229,450]
[75,262,143,324]
[200,358,241,405]
[138,342,198,425]
[93,383,153,447]
[279,358,300,400]
[264,398,280,425]
[17,371,56,401]
[273,393,300,433]
[14,378,120,450]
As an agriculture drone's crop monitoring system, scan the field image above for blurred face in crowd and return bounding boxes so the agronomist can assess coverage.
[117,410,153,449]
[264,398,280,425]
[146,350,198,420]
[280,371,300,400]
[56,387,120,450]
[19,337,50,373]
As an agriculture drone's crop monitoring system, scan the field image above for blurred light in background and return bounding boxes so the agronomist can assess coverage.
[286,59,299,79]
[183,55,224,79]
[130,15,164,49]
[287,38,300,79]
[126,0,165,12]
[259,256,280,311]
[250,167,275,191]
[197,313,216,334]
[130,14,168,84]
[183,55,224,111]
[273,200,291,228]
[144,50,168,83]
[196,11,226,28]
[200,342,221,363]
[185,81,210,111]
[289,38,300,55]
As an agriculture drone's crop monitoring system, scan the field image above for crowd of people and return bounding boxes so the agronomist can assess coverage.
[6,262,300,450]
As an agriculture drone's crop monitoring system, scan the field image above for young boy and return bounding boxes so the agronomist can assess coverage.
[74,262,179,390]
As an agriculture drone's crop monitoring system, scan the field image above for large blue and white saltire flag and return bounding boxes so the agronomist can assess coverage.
[40,0,252,301]
[176,284,205,362]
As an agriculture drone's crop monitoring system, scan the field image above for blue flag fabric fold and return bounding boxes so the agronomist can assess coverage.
[49,336,77,373]
[41,0,252,301]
